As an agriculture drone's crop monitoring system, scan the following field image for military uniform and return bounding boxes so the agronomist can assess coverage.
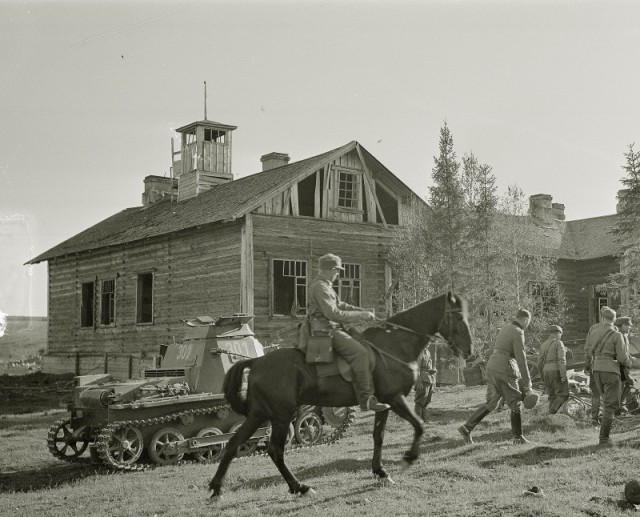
[588,321,632,445]
[585,321,608,422]
[537,329,569,414]
[459,319,533,443]
[414,347,436,420]
[298,253,388,412]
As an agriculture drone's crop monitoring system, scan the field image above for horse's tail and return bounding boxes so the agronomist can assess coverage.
[223,358,256,416]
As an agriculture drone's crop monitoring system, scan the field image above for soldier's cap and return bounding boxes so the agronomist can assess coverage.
[523,391,540,410]
[547,325,563,333]
[601,307,616,321]
[625,479,640,504]
[616,317,633,327]
[318,253,345,271]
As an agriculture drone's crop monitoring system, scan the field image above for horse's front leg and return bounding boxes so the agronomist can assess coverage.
[371,408,394,485]
[388,393,424,468]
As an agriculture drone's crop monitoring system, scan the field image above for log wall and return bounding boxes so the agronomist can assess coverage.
[250,213,398,345]
[45,221,243,363]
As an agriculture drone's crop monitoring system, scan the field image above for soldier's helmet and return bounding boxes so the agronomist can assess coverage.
[625,479,640,504]
[523,391,540,410]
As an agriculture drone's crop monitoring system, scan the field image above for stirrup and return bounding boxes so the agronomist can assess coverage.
[363,396,390,412]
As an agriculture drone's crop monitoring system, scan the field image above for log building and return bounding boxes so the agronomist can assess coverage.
[28,116,424,376]
[28,114,627,379]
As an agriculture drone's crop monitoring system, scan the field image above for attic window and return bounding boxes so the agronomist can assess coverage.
[338,171,358,209]
[272,259,307,317]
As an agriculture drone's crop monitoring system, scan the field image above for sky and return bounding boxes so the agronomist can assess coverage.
[1,0,639,317]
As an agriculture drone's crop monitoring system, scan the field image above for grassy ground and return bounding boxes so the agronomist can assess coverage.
[1,384,640,516]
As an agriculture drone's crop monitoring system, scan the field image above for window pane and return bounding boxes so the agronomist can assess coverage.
[81,282,94,327]
[137,273,153,323]
[100,279,116,325]
[273,259,307,316]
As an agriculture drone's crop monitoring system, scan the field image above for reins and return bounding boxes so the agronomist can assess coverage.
[365,296,462,372]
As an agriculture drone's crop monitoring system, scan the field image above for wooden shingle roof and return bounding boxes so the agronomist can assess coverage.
[560,214,622,260]
[28,141,397,264]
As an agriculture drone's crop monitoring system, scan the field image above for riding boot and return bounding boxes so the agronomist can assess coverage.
[598,414,614,447]
[511,411,530,444]
[352,369,389,412]
[458,405,490,444]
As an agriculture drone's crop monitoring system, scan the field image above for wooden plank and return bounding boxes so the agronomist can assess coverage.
[322,165,330,219]
[290,185,299,216]
[314,171,321,219]
[241,213,254,316]
[356,144,387,228]
[283,188,292,216]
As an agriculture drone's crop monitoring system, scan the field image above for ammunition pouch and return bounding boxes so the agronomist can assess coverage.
[306,330,334,364]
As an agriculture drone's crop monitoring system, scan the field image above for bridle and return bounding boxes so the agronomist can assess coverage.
[367,295,462,370]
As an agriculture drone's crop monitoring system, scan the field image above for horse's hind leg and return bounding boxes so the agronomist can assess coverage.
[371,409,393,484]
[266,419,314,496]
[209,414,263,499]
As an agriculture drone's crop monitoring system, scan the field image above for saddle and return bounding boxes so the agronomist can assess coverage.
[298,322,376,382]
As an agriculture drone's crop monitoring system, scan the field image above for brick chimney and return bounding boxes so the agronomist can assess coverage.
[260,152,290,171]
[552,202,565,221]
[142,175,178,207]
[529,194,554,225]
[617,189,629,213]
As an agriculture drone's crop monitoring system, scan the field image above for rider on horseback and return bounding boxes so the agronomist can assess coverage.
[304,253,390,412]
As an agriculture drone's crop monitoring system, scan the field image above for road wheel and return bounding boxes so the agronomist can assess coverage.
[148,427,185,465]
[294,410,324,445]
[100,425,144,467]
[192,427,224,463]
[230,421,257,457]
[47,418,90,461]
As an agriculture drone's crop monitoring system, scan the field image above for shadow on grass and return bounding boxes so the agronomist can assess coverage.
[0,462,114,493]
[478,441,602,469]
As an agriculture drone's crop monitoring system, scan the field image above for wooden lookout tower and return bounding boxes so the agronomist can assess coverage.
[172,118,238,201]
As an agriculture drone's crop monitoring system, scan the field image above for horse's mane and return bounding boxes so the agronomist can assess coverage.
[385,293,446,332]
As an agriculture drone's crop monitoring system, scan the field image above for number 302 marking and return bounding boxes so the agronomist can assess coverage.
[176,343,192,360]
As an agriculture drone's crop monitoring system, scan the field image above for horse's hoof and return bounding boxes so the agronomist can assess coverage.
[400,459,412,471]
[377,475,395,486]
[207,492,222,503]
[303,487,317,496]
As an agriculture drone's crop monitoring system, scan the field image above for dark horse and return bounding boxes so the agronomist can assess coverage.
[209,292,472,499]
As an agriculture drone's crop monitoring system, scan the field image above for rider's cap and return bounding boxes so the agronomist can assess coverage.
[318,253,345,271]
[547,325,563,333]
[616,317,633,327]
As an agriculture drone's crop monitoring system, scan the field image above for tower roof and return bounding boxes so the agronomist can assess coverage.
[175,119,237,133]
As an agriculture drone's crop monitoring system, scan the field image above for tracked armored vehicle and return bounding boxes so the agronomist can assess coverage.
[47,315,355,470]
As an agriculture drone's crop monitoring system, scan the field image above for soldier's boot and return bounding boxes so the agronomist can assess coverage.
[598,414,615,447]
[511,411,530,444]
[458,405,491,444]
[352,368,389,413]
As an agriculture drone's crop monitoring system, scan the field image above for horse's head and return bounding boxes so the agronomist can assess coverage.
[438,292,473,360]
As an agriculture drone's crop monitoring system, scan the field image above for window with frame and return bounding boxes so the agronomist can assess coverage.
[81,281,95,328]
[337,170,358,209]
[272,259,307,316]
[528,281,557,314]
[590,286,609,324]
[100,279,116,326]
[334,263,361,306]
[137,273,154,324]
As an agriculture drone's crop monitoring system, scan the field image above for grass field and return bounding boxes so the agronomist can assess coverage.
[1,385,640,517]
